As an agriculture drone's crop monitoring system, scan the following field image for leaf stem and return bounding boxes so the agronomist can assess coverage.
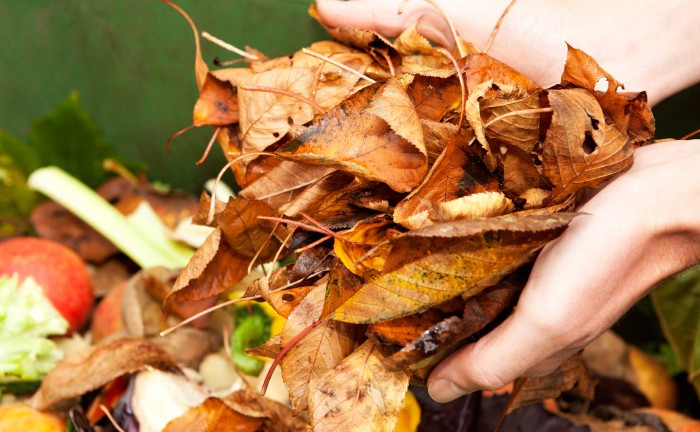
[201,31,262,61]
[159,295,262,337]
[484,0,519,54]
[196,127,221,166]
[301,48,377,84]
[260,319,322,396]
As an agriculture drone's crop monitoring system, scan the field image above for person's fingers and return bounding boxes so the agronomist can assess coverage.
[315,0,455,48]
[425,293,572,403]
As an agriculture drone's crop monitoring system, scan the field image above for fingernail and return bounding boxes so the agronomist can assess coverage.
[428,379,470,403]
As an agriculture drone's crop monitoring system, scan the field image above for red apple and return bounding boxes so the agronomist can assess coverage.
[0,237,94,333]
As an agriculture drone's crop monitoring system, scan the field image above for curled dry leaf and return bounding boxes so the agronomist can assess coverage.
[193,73,240,126]
[277,84,428,193]
[542,89,634,204]
[30,338,178,411]
[308,340,410,432]
[169,227,249,303]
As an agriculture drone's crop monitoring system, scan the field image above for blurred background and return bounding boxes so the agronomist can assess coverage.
[1,0,697,193]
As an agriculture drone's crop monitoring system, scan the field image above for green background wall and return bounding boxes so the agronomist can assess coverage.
[1,1,697,193]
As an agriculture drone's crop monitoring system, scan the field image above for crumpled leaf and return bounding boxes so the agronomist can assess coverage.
[506,353,595,414]
[332,214,573,323]
[383,277,523,375]
[404,74,462,122]
[193,73,239,126]
[308,339,410,432]
[560,44,654,143]
[239,67,316,153]
[393,137,500,229]
[280,285,360,413]
[223,387,310,431]
[277,84,428,193]
[542,89,634,203]
[169,227,249,303]
[163,397,263,432]
[333,217,394,277]
[394,23,450,72]
[483,91,542,153]
[218,198,287,259]
[30,338,178,411]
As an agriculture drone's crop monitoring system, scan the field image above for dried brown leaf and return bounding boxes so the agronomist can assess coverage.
[308,340,410,432]
[193,73,239,126]
[169,227,249,303]
[277,84,427,193]
[238,161,334,211]
[239,67,316,153]
[30,338,178,411]
[542,89,634,203]
[280,285,360,413]
[506,353,595,414]
[334,217,394,277]
[163,397,263,432]
[561,44,654,143]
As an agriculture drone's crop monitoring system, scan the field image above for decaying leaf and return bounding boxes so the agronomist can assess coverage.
[542,89,634,203]
[506,353,595,414]
[280,285,360,413]
[169,227,249,303]
[163,397,264,432]
[308,340,410,432]
[30,338,178,411]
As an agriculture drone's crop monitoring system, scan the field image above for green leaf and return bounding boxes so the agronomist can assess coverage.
[651,265,700,396]
[0,129,39,235]
[29,92,116,188]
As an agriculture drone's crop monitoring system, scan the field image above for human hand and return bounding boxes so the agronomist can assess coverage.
[426,139,700,401]
[316,0,700,105]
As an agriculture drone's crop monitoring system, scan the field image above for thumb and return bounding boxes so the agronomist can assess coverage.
[425,298,574,403]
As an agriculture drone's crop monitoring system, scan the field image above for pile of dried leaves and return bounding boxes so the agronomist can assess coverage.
[162,1,655,430]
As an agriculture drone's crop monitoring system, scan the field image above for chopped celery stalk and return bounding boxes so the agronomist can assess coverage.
[28,166,192,269]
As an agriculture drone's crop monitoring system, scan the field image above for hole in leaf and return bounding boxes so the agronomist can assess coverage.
[282,293,295,303]
[287,116,294,125]
[273,132,280,138]
[582,131,597,154]
[594,78,609,93]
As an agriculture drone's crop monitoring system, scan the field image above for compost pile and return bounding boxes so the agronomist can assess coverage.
[164,2,655,430]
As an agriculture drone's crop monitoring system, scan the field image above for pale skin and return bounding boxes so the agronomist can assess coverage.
[316,0,700,403]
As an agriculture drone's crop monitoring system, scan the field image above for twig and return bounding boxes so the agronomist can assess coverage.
[680,127,700,141]
[202,31,262,61]
[100,405,126,432]
[159,295,262,337]
[196,127,221,166]
[436,47,467,132]
[484,0,519,54]
[484,107,553,128]
[301,48,377,84]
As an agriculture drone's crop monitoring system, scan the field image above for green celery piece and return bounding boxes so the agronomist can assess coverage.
[28,166,192,269]
[651,265,700,397]
[231,304,273,376]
